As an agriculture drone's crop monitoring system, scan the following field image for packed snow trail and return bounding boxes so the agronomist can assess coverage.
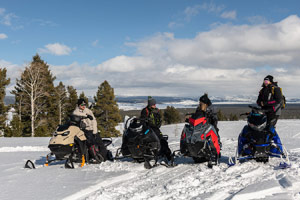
[1,120,300,200]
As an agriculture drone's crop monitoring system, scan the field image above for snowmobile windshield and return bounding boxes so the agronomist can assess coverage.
[57,124,70,132]
[70,115,82,125]
[248,112,267,131]
[129,120,144,132]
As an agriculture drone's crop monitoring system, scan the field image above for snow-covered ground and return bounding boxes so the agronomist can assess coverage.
[1,120,300,200]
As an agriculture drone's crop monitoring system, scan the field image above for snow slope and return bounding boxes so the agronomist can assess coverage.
[1,120,300,200]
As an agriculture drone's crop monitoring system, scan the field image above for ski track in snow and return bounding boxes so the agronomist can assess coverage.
[0,146,48,152]
[1,120,300,200]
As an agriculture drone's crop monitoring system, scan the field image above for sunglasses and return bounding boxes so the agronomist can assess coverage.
[80,104,86,106]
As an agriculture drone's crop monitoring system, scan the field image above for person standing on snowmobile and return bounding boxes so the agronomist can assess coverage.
[140,96,172,161]
[73,98,111,161]
[193,93,221,147]
[257,75,283,130]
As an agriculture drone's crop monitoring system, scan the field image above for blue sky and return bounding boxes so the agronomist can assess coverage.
[1,0,300,97]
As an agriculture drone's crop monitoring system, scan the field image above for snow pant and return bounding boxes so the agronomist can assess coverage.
[266,113,279,130]
[151,127,172,161]
[84,130,108,160]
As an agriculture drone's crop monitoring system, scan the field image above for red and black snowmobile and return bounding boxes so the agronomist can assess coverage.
[175,113,221,168]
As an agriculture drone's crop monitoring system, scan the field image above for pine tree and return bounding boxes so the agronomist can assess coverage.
[65,86,78,120]
[229,113,239,121]
[55,81,67,125]
[217,109,227,121]
[94,80,121,137]
[0,68,10,133]
[4,114,23,137]
[12,54,57,137]
[163,106,181,124]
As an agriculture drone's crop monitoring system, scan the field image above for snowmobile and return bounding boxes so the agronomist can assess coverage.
[228,105,290,169]
[115,117,163,169]
[25,115,112,169]
[174,113,221,168]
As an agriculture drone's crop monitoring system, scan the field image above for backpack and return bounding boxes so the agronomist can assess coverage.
[271,86,286,109]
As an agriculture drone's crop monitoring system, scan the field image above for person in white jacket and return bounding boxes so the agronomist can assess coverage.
[73,98,111,161]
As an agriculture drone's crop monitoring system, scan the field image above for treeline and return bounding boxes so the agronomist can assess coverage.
[120,106,239,125]
[0,54,121,137]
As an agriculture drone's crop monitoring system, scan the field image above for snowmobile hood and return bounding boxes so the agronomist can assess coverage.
[49,125,86,146]
[189,117,207,126]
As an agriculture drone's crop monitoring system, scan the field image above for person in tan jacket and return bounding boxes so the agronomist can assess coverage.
[73,98,111,161]
[73,99,98,134]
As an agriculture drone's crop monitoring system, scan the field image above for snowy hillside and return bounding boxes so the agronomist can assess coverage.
[1,120,300,200]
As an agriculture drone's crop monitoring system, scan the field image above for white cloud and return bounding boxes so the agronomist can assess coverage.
[38,43,73,56]
[168,21,183,29]
[275,68,287,73]
[0,8,17,26]
[0,8,5,15]
[32,19,57,27]
[0,33,7,39]
[4,15,300,98]
[92,39,99,47]
[248,15,269,24]
[48,15,300,97]
[183,3,225,22]
[221,10,236,20]
[1,13,16,26]
[97,55,153,72]
[0,59,25,93]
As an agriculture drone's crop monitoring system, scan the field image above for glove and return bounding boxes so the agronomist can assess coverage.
[87,114,93,120]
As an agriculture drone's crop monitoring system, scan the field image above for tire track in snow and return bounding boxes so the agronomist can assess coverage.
[63,171,139,200]
[85,164,193,200]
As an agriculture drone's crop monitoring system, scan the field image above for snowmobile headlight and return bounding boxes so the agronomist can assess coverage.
[62,131,70,136]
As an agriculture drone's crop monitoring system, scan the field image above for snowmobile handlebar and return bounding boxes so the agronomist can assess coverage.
[240,112,250,116]
[248,105,271,113]
[239,105,270,116]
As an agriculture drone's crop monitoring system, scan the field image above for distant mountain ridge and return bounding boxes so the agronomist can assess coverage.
[4,95,300,106]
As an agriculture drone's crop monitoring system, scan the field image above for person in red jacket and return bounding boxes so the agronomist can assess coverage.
[256,75,283,130]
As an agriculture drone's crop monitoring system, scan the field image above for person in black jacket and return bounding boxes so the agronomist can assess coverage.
[140,96,172,161]
[193,93,221,147]
[257,75,283,129]
[193,94,218,131]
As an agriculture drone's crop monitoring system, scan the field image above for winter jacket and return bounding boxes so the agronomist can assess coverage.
[140,106,162,129]
[256,83,283,116]
[73,107,98,134]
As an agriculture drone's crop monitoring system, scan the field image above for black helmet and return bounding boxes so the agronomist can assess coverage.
[264,75,274,83]
[77,98,87,106]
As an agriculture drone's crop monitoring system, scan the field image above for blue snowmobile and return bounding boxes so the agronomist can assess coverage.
[229,106,290,168]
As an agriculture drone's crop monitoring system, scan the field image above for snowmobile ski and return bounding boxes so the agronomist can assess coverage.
[24,160,36,169]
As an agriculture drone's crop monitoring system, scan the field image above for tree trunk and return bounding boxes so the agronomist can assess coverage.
[31,90,35,137]
[58,102,61,125]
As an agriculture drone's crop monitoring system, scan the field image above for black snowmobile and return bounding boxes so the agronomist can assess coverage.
[175,113,221,168]
[25,115,112,169]
[228,105,290,168]
[115,117,163,169]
